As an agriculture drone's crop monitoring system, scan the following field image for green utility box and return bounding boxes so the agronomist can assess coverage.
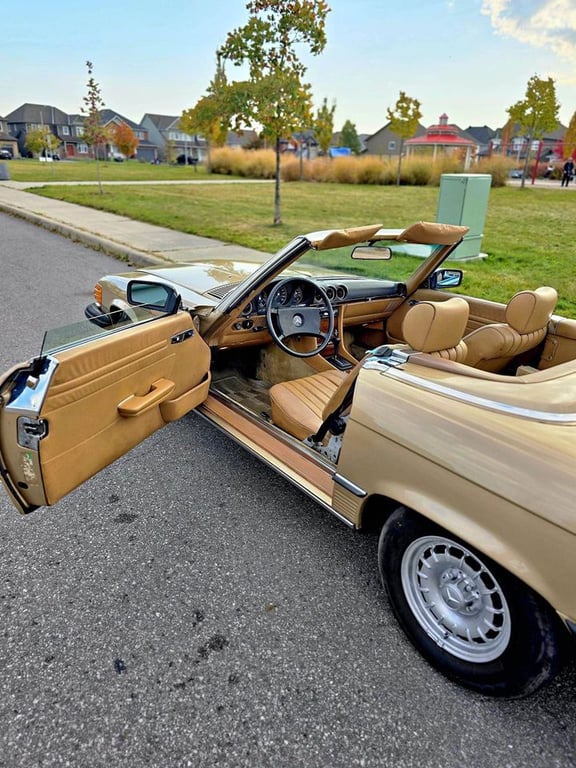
[436,174,491,260]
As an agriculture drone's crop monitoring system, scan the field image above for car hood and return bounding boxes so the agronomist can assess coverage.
[137,260,265,298]
[132,258,341,306]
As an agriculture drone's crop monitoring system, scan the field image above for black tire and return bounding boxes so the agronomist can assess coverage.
[378,507,563,697]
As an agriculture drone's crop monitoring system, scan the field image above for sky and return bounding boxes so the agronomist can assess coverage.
[2,0,576,134]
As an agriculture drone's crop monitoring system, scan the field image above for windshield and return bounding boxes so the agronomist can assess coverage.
[290,241,442,284]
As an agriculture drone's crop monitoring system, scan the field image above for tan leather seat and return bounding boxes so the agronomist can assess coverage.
[268,369,348,441]
[269,297,470,440]
[464,287,557,372]
[400,297,470,362]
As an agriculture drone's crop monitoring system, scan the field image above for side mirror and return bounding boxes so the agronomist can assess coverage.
[427,268,463,290]
[127,281,181,314]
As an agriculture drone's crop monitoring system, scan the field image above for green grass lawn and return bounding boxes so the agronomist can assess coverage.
[31,180,576,315]
[5,158,213,182]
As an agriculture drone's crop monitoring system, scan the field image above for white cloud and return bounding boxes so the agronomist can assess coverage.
[481,0,576,59]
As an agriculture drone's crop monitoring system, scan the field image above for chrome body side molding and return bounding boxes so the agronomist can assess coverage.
[365,358,576,424]
[333,473,367,498]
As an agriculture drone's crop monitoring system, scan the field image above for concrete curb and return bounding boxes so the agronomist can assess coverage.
[0,200,165,268]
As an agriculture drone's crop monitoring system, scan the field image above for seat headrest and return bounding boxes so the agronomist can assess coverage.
[505,287,558,333]
[402,297,470,353]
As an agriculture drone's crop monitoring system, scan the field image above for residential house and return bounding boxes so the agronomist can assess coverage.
[464,125,499,159]
[501,122,566,163]
[226,129,260,149]
[0,115,18,157]
[59,113,91,158]
[292,130,319,158]
[545,123,570,160]
[141,114,207,163]
[5,102,158,161]
[4,103,70,157]
[363,122,426,159]
[98,109,157,162]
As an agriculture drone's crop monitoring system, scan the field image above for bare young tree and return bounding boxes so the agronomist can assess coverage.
[81,61,110,194]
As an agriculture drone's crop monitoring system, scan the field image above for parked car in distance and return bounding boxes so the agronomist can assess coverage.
[508,168,524,178]
[1,220,574,699]
[176,154,198,165]
[0,148,13,160]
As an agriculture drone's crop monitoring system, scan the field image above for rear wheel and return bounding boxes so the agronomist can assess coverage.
[378,507,563,697]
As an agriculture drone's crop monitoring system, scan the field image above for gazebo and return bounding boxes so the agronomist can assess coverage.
[405,114,477,169]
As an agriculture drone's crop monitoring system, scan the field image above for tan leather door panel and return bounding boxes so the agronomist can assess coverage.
[0,312,210,512]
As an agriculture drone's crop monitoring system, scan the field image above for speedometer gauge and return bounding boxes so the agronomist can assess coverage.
[276,285,289,305]
[292,285,304,304]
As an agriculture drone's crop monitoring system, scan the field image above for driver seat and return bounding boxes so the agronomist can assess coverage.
[269,297,470,440]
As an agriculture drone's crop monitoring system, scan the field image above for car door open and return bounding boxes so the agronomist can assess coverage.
[0,291,210,514]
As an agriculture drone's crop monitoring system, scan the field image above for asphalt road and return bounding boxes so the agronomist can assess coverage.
[0,213,575,768]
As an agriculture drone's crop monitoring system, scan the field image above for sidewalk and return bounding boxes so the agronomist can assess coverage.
[0,180,269,267]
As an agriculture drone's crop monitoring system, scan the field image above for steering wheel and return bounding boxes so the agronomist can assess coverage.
[265,277,335,358]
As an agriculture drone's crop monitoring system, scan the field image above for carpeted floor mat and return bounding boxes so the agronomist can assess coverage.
[211,374,272,420]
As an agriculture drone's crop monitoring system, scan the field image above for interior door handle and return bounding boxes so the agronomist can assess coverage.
[118,378,175,417]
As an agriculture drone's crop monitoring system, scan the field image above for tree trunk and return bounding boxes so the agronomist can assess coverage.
[95,143,103,195]
[274,136,282,225]
[520,130,533,190]
[396,138,404,186]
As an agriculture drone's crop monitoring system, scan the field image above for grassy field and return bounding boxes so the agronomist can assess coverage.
[4,158,213,182]
[31,178,576,315]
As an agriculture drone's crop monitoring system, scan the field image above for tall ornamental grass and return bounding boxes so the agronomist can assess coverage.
[210,148,516,187]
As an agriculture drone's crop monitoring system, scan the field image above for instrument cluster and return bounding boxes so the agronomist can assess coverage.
[240,279,345,318]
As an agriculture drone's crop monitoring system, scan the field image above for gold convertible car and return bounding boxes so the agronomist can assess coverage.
[1,221,574,698]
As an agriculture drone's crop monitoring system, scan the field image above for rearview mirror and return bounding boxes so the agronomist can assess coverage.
[351,245,392,260]
[127,281,181,313]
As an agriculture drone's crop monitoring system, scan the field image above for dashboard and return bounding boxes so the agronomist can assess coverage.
[240,275,406,320]
[218,275,407,348]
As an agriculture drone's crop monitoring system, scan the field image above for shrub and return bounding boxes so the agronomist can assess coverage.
[380,162,398,185]
[400,157,434,186]
[302,158,326,182]
[298,157,332,182]
[211,146,526,187]
[281,158,300,181]
[355,156,386,184]
[328,157,359,184]
[474,157,511,187]
[426,157,463,185]
[281,157,318,181]
[210,147,242,176]
[243,150,277,179]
